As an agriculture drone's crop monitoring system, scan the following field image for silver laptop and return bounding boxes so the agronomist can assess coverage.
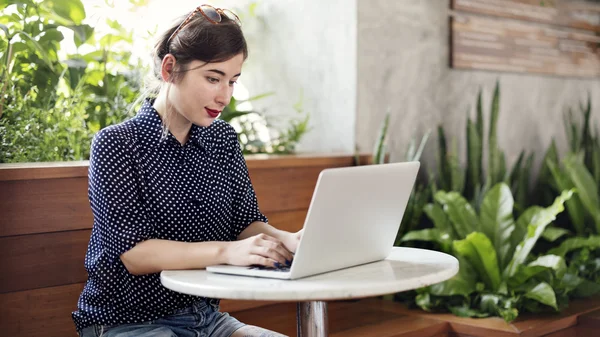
[206,161,420,280]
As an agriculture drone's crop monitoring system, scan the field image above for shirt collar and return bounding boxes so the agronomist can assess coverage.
[134,98,209,149]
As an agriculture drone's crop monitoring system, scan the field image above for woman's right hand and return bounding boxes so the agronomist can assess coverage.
[225,233,294,268]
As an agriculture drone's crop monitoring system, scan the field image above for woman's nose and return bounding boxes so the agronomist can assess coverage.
[215,84,232,107]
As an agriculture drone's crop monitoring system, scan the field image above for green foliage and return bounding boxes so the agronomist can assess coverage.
[0,82,91,162]
[0,0,140,162]
[401,184,588,322]
[1,0,310,162]
[389,86,600,322]
[543,97,600,236]
[436,82,534,213]
[228,93,311,155]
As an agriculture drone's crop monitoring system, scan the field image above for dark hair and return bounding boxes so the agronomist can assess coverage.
[153,11,248,84]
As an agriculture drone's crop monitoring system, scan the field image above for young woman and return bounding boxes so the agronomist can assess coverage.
[73,5,300,337]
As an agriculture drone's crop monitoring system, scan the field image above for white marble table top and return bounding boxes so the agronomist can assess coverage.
[160,247,459,301]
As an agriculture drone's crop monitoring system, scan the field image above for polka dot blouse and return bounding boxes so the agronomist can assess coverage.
[72,99,268,331]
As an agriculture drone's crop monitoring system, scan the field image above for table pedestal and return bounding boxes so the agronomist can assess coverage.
[297,301,328,337]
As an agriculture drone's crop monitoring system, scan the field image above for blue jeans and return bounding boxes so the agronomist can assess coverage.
[78,301,244,337]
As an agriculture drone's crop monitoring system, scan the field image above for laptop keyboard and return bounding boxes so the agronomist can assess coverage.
[249,264,291,272]
[249,253,294,272]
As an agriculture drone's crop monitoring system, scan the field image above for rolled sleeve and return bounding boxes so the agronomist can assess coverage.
[88,127,155,262]
[227,128,268,239]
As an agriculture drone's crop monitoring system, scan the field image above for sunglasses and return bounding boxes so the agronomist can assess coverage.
[167,4,242,46]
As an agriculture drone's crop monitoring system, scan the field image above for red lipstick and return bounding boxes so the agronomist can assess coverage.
[205,108,220,118]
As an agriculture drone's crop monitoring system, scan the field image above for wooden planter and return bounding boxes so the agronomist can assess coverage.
[231,297,600,337]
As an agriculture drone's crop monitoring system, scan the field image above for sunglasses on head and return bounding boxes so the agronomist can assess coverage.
[167,4,242,46]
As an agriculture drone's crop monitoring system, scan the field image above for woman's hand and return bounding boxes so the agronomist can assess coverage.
[280,229,303,253]
[225,233,294,268]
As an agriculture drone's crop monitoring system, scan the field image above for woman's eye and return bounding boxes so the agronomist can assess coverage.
[229,81,237,86]
[207,77,219,83]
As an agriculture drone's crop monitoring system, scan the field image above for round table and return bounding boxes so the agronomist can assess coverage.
[161,247,459,337]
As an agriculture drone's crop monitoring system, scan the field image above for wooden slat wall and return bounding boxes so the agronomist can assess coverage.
[0,154,367,337]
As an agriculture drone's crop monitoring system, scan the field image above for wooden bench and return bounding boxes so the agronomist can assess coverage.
[0,154,369,337]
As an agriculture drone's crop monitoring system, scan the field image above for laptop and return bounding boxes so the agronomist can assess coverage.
[206,161,420,280]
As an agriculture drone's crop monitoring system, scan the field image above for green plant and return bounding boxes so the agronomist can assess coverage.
[0,80,92,162]
[563,94,600,181]
[540,96,600,236]
[401,183,581,322]
[435,81,535,213]
[547,154,600,236]
[364,111,432,245]
[0,0,143,162]
[1,0,309,162]
[230,92,310,155]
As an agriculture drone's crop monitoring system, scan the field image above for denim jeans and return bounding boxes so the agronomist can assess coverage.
[78,301,244,337]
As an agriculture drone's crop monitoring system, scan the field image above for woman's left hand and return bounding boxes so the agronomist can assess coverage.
[280,229,303,253]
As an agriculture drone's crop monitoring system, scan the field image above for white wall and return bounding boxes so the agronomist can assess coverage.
[236,0,357,153]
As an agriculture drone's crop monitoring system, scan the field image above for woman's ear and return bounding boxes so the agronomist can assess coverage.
[160,54,177,82]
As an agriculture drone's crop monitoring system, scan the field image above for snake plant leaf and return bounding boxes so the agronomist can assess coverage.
[466,117,483,200]
[487,80,500,185]
[373,112,390,165]
[563,154,600,234]
[437,125,451,191]
[480,183,515,270]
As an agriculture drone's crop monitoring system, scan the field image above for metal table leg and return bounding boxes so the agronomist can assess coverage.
[297,301,328,337]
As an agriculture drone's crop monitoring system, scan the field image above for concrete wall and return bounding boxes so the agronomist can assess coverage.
[238,0,357,153]
[356,0,600,174]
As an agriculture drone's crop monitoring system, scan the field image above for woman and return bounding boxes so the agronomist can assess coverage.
[73,4,299,337]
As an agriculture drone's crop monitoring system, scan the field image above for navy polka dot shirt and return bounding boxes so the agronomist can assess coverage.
[72,99,267,331]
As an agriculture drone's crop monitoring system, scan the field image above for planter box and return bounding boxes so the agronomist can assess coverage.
[230,298,600,337]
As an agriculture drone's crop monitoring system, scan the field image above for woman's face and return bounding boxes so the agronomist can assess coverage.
[169,53,244,127]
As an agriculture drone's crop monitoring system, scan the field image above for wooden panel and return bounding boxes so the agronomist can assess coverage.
[450,15,600,78]
[246,153,369,169]
[376,296,600,337]
[0,210,307,293]
[251,166,321,213]
[578,308,600,328]
[233,299,449,337]
[542,326,600,337]
[0,177,92,237]
[0,230,90,293]
[0,283,83,337]
[452,0,600,32]
[0,157,356,236]
[266,209,307,233]
[0,282,277,337]
[0,161,89,181]
[219,299,277,313]
[0,154,370,181]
